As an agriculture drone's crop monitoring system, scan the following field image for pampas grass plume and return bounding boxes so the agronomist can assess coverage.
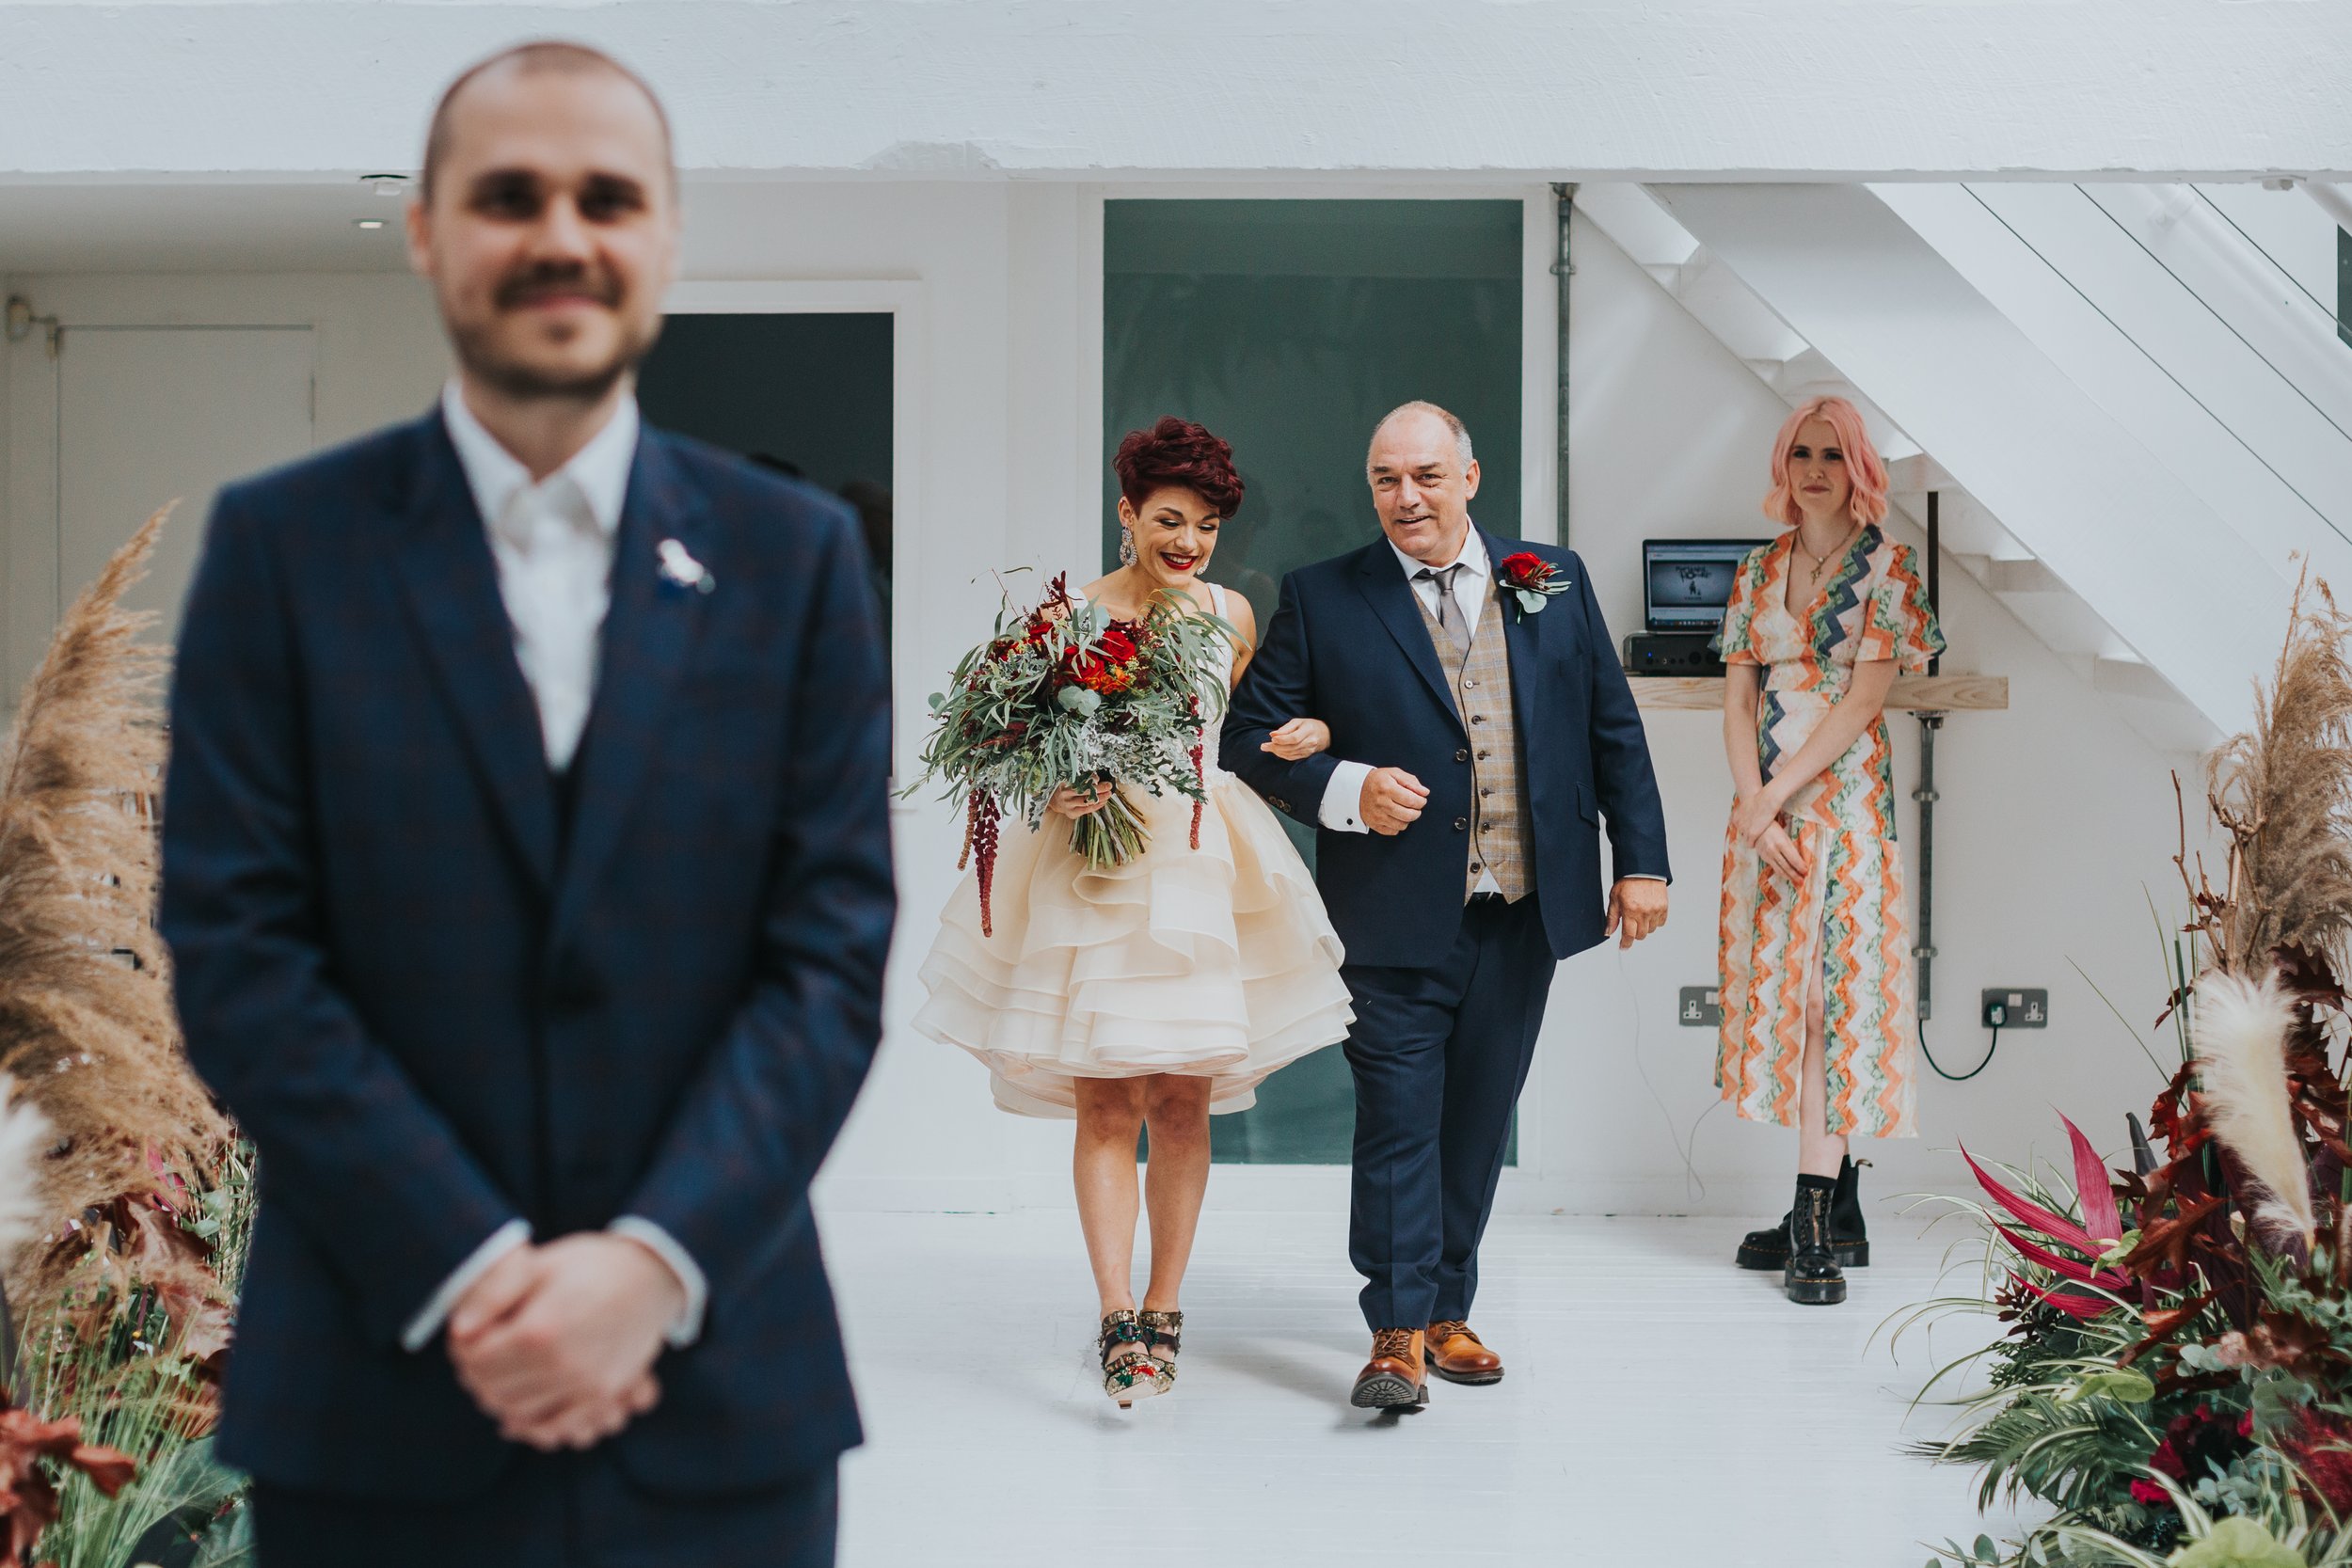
[2193,969,2317,1244]
[2209,571,2352,974]
[0,506,229,1302]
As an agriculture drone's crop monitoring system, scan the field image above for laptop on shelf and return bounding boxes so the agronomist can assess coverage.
[1623,537,1770,676]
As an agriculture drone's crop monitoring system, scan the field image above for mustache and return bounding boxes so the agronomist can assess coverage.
[495,263,623,310]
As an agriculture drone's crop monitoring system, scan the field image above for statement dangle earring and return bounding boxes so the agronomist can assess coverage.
[1120,527,1138,567]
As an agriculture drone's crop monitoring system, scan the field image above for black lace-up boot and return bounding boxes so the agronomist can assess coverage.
[1784,1174,1848,1305]
[1736,1156,1868,1270]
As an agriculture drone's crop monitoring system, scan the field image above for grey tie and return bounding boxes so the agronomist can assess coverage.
[1416,564,1471,655]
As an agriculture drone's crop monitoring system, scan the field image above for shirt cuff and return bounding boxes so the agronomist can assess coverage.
[1619,874,1668,882]
[610,1216,709,1348]
[1320,760,1375,832]
[401,1217,532,1353]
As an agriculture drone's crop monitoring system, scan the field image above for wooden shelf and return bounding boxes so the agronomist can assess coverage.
[1626,674,2009,712]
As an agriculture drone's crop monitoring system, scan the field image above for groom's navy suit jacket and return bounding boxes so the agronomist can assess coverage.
[159,411,895,1500]
[1223,531,1669,969]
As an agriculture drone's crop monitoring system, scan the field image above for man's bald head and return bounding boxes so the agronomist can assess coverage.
[421,41,675,202]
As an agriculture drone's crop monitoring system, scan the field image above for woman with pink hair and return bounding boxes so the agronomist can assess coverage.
[1712,396,1943,1306]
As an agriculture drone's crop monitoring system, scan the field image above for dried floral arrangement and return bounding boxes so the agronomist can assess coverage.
[0,511,254,1568]
[1904,574,2352,1567]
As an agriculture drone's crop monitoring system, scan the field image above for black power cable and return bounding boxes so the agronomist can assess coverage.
[1920,1017,2001,1083]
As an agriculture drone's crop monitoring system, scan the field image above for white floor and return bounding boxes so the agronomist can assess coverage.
[825,1208,2031,1567]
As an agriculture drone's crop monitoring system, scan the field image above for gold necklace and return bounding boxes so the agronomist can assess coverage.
[1794,522,1859,585]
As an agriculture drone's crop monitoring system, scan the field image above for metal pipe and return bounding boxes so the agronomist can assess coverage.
[1915,713,1942,1022]
[1552,182,1577,546]
[1925,491,1941,677]
[1914,489,1943,1022]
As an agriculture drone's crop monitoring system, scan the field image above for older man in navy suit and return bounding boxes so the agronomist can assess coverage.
[159,43,891,1565]
[1223,403,1670,1412]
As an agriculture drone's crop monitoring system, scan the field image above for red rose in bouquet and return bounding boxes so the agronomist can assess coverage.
[1062,623,1142,696]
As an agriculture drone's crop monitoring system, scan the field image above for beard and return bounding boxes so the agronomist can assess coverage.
[446,260,662,403]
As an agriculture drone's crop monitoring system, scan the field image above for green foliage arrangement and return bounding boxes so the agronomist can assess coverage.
[14,1146,257,1568]
[1907,579,2352,1568]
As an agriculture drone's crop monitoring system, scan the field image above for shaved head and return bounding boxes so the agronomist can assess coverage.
[422,40,675,200]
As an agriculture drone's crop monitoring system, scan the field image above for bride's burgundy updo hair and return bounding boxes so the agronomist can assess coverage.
[1113,417,1245,519]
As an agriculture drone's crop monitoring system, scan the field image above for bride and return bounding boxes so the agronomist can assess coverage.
[914,416,1352,1407]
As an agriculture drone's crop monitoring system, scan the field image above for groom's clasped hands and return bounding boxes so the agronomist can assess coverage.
[444,1233,688,1452]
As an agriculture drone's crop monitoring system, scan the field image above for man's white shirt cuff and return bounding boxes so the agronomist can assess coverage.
[610,1216,709,1348]
[401,1217,531,1353]
[1320,760,1375,832]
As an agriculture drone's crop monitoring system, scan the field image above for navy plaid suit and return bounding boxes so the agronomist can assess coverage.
[159,409,894,1552]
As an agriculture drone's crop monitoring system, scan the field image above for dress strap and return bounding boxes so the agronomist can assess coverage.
[1207,582,1227,616]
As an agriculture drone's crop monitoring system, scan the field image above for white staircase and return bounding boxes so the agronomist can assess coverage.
[1576,180,2352,754]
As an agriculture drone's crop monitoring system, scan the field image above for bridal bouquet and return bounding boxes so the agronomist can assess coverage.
[912,574,1233,936]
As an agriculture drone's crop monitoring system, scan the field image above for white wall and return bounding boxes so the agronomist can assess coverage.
[5,1,2349,181]
[1,272,449,688]
[0,183,2211,1225]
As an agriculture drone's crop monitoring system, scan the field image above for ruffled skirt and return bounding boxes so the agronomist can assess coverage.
[914,772,1353,1117]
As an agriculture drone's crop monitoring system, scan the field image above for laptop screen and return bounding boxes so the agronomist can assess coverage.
[1645,538,1771,632]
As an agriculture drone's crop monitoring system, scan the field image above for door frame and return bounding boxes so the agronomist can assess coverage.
[5,320,319,695]
[1073,185,1568,1206]
[661,279,927,783]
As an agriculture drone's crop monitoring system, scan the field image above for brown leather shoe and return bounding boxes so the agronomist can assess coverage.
[1349,1327,1429,1410]
[1424,1320,1503,1385]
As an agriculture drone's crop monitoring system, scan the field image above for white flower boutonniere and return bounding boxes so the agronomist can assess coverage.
[658,538,715,595]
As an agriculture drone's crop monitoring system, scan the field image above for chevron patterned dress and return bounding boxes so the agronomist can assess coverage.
[1712,527,1945,1139]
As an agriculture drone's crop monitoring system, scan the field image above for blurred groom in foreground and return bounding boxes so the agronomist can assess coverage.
[160,41,893,1565]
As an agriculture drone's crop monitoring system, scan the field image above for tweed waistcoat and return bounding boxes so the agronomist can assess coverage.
[1412,585,1533,902]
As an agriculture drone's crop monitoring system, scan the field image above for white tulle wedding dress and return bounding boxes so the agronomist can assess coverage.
[914,582,1353,1117]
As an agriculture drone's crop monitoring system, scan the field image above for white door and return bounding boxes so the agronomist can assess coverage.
[55,326,316,645]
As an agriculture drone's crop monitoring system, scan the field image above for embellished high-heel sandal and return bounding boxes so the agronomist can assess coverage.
[1138,1308,1184,1396]
[1099,1309,1169,1408]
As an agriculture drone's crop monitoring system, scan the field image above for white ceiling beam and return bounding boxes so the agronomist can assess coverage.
[0,1,2347,181]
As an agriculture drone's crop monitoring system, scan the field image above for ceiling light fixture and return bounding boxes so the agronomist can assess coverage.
[354,218,388,230]
[358,173,411,198]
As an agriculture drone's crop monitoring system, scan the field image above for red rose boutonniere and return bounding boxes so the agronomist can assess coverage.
[1498,552,1569,621]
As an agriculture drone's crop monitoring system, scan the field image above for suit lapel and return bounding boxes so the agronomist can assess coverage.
[1353,543,1463,725]
[549,432,708,942]
[391,414,559,895]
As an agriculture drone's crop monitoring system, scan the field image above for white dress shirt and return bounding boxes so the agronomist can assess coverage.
[400,383,707,1354]
[1315,528,1662,889]
[440,381,637,769]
